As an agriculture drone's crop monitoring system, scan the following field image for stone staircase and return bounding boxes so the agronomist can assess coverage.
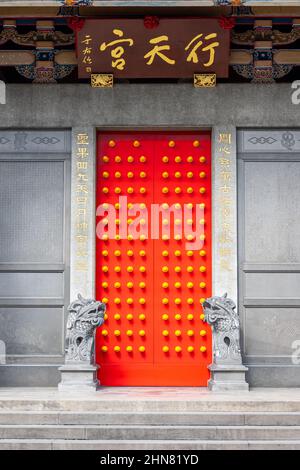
[1,410,300,449]
[0,388,300,449]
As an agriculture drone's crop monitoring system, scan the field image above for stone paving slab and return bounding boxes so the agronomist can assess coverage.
[0,387,300,412]
[1,410,300,426]
[0,387,300,401]
[0,424,300,441]
[1,439,300,451]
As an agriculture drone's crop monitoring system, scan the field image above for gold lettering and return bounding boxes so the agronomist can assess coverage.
[220,184,231,193]
[219,145,231,155]
[185,33,219,67]
[144,35,175,66]
[76,235,88,243]
[220,258,232,272]
[77,133,89,145]
[77,173,88,182]
[77,162,88,170]
[77,147,89,159]
[218,133,232,144]
[77,222,88,231]
[81,35,92,45]
[76,196,88,205]
[76,184,89,194]
[220,171,232,182]
[100,29,134,71]
[219,157,230,167]
[75,260,88,272]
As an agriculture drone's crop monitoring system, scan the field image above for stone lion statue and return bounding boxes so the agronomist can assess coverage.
[65,294,106,363]
[202,293,242,364]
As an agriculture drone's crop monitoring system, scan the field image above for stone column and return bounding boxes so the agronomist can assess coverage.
[210,127,248,391]
[59,127,99,391]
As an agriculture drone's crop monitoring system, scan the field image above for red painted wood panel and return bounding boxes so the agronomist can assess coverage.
[96,132,212,386]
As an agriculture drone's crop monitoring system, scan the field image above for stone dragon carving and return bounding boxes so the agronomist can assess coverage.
[202,293,242,364]
[65,294,106,363]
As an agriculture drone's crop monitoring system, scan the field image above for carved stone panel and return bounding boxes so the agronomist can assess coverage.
[238,129,300,153]
[0,130,71,154]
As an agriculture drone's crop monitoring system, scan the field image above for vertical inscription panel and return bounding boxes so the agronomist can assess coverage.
[70,128,95,300]
[212,127,237,305]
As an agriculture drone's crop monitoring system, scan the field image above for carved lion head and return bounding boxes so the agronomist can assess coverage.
[68,294,106,329]
[202,293,236,326]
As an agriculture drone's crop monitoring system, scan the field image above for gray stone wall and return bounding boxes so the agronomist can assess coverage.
[0,83,299,387]
[0,129,71,386]
[238,129,300,388]
[0,83,298,128]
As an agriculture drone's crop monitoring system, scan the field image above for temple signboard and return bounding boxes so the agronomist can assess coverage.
[77,18,231,79]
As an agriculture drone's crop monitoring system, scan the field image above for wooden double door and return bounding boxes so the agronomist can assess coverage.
[96,132,212,386]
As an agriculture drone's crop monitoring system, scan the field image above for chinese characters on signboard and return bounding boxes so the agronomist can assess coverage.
[81,34,93,74]
[78,19,230,79]
[218,132,234,273]
[74,132,90,274]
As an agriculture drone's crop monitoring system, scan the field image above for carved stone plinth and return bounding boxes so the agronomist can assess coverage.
[203,293,249,392]
[58,364,99,392]
[58,294,106,392]
[208,364,249,392]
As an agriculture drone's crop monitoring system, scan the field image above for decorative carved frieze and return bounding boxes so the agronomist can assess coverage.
[0,21,74,47]
[194,73,216,87]
[232,27,300,46]
[0,130,71,153]
[91,73,113,88]
[231,18,300,82]
[16,62,75,83]
[238,130,300,153]
[233,62,294,83]
[0,19,75,82]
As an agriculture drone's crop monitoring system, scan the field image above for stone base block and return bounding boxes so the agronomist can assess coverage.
[58,364,99,392]
[208,364,249,392]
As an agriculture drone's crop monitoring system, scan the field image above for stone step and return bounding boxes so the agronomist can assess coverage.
[1,399,300,413]
[0,439,300,450]
[0,424,300,440]
[1,411,300,426]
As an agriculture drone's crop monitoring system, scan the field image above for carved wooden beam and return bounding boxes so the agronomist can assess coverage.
[0,20,74,47]
[55,51,77,65]
[0,49,299,68]
[0,50,35,66]
[230,50,252,65]
[274,50,300,65]
[232,19,300,46]
[0,50,76,67]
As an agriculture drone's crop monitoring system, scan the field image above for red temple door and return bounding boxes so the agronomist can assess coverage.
[95,132,212,386]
